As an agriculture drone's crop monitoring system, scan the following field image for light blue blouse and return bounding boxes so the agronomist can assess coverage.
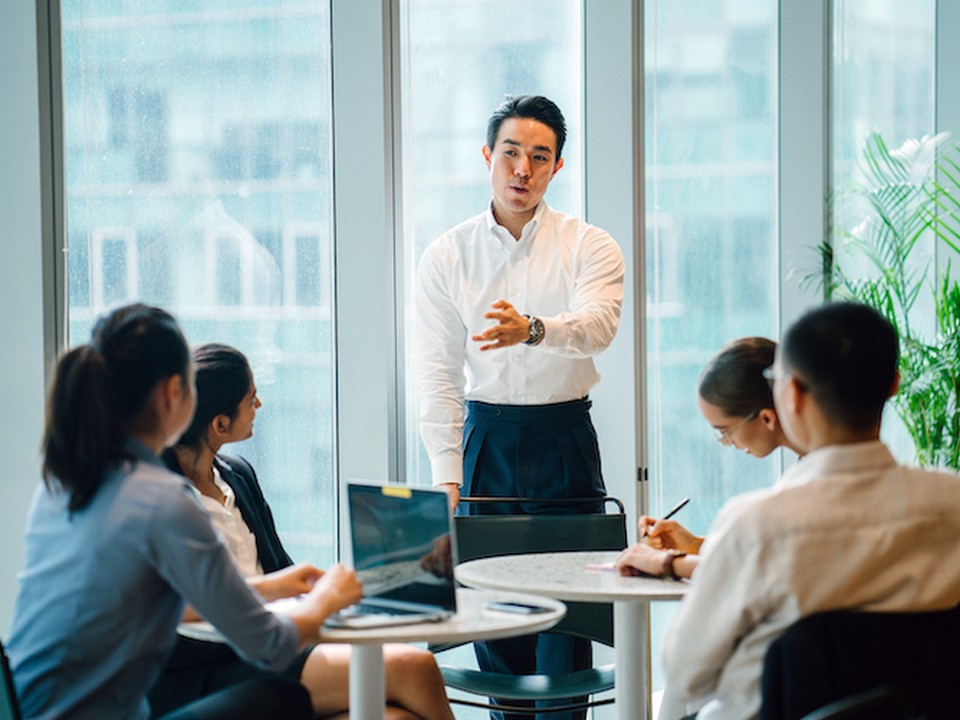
[7,440,299,720]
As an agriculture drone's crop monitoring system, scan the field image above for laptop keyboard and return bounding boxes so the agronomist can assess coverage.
[358,559,426,595]
[351,602,418,617]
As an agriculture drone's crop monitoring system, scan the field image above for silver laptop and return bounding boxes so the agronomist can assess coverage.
[325,483,458,629]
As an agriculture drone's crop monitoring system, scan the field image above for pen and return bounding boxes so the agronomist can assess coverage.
[663,496,690,521]
[641,497,690,538]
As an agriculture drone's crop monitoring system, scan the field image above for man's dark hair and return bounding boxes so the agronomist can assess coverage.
[780,302,898,431]
[486,95,567,159]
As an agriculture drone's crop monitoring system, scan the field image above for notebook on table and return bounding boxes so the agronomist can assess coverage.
[325,483,458,629]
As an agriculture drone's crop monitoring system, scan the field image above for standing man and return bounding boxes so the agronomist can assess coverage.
[415,95,625,720]
[621,302,960,720]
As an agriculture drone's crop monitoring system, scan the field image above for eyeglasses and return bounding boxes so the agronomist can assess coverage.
[712,410,759,445]
[762,365,781,389]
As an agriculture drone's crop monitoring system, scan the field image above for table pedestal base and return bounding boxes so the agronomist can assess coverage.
[350,643,385,720]
[615,600,650,720]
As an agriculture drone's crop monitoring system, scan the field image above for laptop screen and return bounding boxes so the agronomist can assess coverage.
[346,483,457,613]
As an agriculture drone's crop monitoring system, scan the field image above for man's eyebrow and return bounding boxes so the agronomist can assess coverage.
[499,138,555,155]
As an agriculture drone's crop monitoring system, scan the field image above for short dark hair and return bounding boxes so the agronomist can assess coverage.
[780,302,898,431]
[175,343,252,451]
[698,337,777,418]
[42,304,190,512]
[486,95,567,159]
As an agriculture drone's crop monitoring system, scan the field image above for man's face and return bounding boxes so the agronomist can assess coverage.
[482,116,564,223]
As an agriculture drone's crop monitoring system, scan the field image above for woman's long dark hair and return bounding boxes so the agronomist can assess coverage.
[698,337,777,418]
[174,343,252,452]
[42,304,190,512]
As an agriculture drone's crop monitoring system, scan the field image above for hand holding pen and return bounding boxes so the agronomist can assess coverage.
[590,498,696,575]
[650,497,690,529]
[638,497,703,554]
[639,496,689,537]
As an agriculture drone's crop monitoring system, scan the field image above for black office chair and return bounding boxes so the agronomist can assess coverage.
[434,496,627,715]
[1,639,22,720]
[797,686,916,720]
[760,605,960,720]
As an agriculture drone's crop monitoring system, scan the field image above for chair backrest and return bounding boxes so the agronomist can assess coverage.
[1,639,22,720]
[798,686,917,720]
[760,605,960,720]
[454,497,627,646]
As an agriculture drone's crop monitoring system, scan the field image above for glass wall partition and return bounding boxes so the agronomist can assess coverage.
[61,1,337,564]
[831,0,936,459]
[397,0,584,487]
[644,0,780,692]
[645,0,780,563]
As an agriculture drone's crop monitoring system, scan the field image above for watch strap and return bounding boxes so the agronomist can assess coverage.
[661,549,688,579]
[523,315,545,346]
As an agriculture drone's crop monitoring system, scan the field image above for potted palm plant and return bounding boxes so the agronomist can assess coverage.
[809,131,960,469]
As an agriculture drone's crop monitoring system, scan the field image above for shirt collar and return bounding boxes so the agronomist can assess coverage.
[484,201,550,247]
[777,440,896,488]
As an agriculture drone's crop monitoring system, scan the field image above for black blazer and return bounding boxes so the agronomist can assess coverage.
[212,454,293,573]
[161,450,293,573]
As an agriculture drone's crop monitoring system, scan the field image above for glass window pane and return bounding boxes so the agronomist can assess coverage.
[398,0,584,487]
[832,0,935,190]
[831,0,935,460]
[644,0,779,693]
[62,1,336,565]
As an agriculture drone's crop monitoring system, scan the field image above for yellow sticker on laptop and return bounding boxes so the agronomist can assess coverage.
[381,486,413,499]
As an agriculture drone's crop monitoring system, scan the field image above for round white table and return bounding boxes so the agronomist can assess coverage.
[455,549,688,720]
[178,587,565,720]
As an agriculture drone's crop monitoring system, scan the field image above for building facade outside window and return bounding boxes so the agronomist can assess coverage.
[61,1,337,564]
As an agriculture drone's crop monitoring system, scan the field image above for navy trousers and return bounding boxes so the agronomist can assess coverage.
[462,398,605,720]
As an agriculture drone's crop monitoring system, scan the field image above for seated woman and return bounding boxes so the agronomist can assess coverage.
[7,304,361,720]
[149,343,454,720]
[617,337,803,580]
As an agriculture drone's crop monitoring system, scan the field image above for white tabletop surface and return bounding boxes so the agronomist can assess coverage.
[455,549,686,720]
[455,549,688,602]
[178,587,565,645]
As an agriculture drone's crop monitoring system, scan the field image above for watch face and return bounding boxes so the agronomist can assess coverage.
[526,316,544,345]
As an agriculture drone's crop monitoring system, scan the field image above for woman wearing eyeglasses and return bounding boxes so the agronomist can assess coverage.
[616,337,803,581]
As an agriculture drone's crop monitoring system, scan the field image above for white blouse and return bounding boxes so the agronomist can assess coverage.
[195,466,263,578]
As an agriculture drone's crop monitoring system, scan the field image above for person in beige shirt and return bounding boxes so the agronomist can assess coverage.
[619,302,960,720]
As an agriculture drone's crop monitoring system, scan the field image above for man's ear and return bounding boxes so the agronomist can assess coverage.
[889,371,901,398]
[482,144,492,168]
[551,156,564,178]
[782,375,807,419]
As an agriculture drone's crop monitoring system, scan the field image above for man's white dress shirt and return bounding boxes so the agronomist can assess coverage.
[415,201,624,486]
[664,441,960,720]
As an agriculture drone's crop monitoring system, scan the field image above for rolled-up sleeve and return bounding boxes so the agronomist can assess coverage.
[538,228,624,359]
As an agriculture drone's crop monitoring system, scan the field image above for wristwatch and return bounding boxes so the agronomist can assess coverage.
[661,549,688,580]
[523,315,545,346]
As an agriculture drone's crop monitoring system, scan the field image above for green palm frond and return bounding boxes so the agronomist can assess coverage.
[819,131,960,469]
